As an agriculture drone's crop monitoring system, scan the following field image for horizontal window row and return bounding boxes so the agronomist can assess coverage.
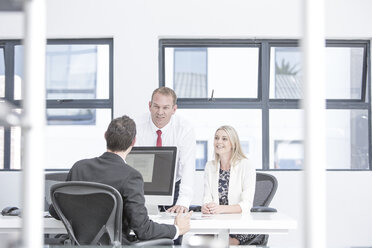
[185,109,369,171]
[161,40,368,102]
[0,39,113,170]
[159,39,371,171]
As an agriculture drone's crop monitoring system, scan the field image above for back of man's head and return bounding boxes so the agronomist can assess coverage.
[105,115,136,152]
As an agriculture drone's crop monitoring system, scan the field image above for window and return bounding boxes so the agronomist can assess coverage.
[0,39,113,170]
[274,140,304,169]
[270,45,365,100]
[165,46,259,99]
[196,141,208,170]
[160,39,370,170]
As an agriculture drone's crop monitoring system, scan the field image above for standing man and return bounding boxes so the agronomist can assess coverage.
[50,115,192,244]
[136,87,196,213]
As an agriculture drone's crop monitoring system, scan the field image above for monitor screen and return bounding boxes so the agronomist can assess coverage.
[126,146,177,206]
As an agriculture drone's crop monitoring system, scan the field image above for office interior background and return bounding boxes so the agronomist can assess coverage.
[1,0,372,246]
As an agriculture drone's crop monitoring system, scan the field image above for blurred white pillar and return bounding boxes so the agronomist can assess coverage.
[302,0,327,248]
[21,0,46,247]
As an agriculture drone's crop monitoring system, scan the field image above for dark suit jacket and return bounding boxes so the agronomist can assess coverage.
[50,152,176,244]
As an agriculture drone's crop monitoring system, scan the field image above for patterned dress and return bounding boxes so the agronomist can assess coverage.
[218,168,261,245]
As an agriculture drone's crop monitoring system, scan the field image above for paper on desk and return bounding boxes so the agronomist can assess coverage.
[191,214,212,220]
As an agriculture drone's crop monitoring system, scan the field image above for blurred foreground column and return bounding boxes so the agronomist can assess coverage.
[21,0,46,247]
[302,0,327,248]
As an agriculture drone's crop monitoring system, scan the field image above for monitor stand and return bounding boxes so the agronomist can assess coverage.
[145,204,160,216]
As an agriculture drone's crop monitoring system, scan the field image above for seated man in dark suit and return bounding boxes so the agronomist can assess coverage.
[50,115,192,244]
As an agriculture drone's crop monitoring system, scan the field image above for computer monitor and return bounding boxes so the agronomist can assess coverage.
[126,146,177,214]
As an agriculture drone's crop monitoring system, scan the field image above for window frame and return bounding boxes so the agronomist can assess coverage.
[159,39,371,171]
[0,38,114,171]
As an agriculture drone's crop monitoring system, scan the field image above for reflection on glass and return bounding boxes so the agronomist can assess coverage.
[177,109,262,169]
[270,46,365,100]
[326,47,364,99]
[270,47,302,99]
[5,109,111,170]
[172,48,207,98]
[0,48,5,98]
[196,140,207,170]
[14,46,23,100]
[47,109,96,125]
[270,109,369,169]
[165,47,259,98]
[274,140,303,169]
[270,110,304,169]
[241,140,250,157]
[326,109,368,169]
[14,44,110,100]
[10,126,21,170]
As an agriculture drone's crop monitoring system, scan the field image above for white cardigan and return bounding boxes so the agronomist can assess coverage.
[202,158,256,213]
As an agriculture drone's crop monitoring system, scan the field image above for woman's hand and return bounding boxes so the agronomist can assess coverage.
[201,202,224,214]
[201,203,210,214]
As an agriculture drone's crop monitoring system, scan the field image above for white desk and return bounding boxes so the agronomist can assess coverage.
[155,212,297,245]
[0,216,64,234]
[153,212,296,235]
[0,212,297,236]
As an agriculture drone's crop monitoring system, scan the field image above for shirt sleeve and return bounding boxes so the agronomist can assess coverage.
[175,126,196,208]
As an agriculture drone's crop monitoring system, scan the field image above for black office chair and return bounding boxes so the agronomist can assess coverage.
[50,181,122,246]
[50,181,173,246]
[249,172,278,246]
[251,172,278,211]
[44,172,69,245]
[45,172,68,211]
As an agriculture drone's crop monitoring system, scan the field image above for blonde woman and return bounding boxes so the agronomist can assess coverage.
[202,125,259,245]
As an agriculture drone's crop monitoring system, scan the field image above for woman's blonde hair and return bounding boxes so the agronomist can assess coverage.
[213,125,247,166]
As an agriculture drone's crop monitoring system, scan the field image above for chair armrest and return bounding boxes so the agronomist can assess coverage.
[250,206,277,212]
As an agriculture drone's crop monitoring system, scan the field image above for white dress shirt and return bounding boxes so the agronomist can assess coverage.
[203,158,256,213]
[135,113,196,208]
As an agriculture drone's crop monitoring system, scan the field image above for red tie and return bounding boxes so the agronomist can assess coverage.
[156,130,162,147]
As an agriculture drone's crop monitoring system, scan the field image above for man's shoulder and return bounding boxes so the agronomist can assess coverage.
[123,161,140,174]
[72,157,96,167]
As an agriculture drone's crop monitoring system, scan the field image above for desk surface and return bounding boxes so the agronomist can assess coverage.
[153,212,297,234]
[0,212,297,235]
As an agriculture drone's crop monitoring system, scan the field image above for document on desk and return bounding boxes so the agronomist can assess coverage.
[191,214,212,220]
[155,212,212,220]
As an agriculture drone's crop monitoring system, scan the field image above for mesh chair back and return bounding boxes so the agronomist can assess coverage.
[253,172,278,207]
[45,173,68,211]
[248,172,278,246]
[50,181,122,246]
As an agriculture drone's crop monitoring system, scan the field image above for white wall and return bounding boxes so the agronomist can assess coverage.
[1,0,372,246]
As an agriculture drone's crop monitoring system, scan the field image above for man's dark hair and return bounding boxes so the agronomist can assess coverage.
[105,115,136,152]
